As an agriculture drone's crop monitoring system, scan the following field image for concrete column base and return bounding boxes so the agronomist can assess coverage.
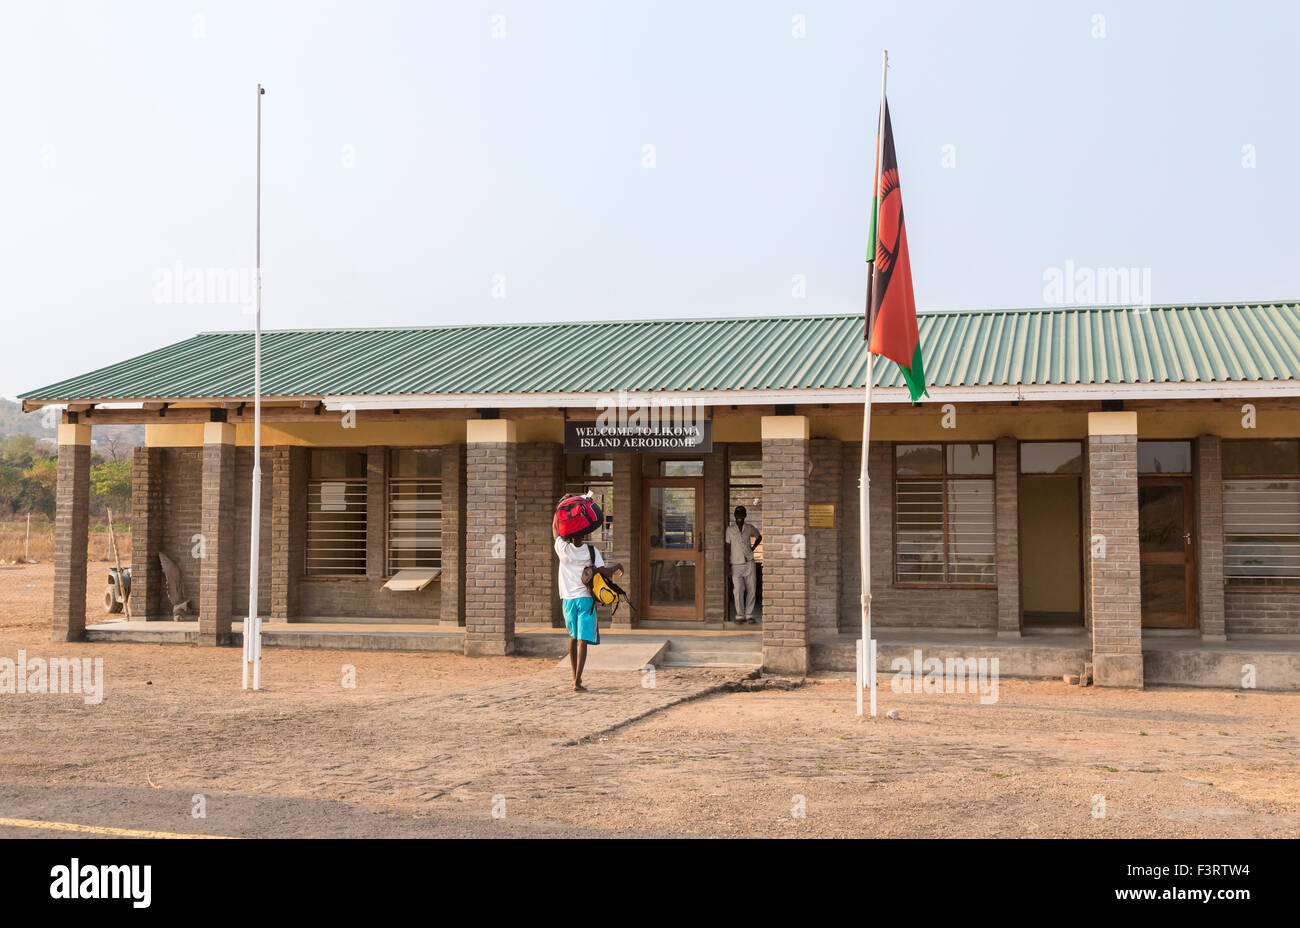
[762,645,809,676]
[464,638,517,658]
[1094,653,1143,687]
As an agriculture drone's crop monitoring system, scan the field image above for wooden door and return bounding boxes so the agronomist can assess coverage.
[1138,477,1197,628]
[641,477,705,621]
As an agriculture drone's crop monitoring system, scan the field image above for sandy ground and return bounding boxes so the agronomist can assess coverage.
[0,562,1297,838]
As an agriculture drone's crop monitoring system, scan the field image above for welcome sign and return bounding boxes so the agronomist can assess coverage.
[565,420,712,453]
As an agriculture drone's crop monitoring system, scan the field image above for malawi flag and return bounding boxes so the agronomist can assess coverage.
[865,101,927,402]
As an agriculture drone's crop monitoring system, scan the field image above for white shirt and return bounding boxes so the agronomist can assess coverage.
[555,537,604,600]
[726,520,761,563]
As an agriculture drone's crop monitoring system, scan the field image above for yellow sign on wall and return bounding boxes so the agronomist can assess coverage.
[808,504,835,528]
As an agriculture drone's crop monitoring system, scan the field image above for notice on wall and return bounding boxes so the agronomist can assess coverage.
[565,420,712,454]
[808,504,835,528]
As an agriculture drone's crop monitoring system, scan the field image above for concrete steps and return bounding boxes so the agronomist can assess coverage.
[659,636,761,669]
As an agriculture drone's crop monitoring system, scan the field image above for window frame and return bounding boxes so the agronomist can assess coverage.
[726,445,763,565]
[892,442,997,589]
[564,454,614,550]
[385,448,444,580]
[304,448,370,578]
[1221,439,1300,593]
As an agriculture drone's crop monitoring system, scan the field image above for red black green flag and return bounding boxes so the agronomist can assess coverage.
[865,101,927,402]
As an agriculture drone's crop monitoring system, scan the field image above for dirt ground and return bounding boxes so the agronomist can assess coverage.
[0,562,1297,838]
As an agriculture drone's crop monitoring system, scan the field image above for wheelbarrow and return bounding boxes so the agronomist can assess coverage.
[104,566,132,614]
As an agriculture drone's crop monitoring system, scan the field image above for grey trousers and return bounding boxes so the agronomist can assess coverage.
[730,561,757,621]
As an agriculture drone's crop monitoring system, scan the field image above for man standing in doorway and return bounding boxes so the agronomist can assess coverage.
[726,505,762,624]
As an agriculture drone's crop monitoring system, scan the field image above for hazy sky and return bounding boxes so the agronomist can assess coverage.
[2,0,1297,400]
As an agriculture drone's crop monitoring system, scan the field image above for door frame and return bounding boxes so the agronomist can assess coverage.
[1138,475,1198,629]
[640,476,706,621]
[1016,471,1086,627]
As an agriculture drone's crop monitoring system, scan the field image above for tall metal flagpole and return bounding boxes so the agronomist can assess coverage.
[859,50,888,718]
[244,83,265,691]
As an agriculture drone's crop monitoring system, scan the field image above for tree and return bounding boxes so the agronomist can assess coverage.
[22,457,57,519]
[90,459,132,517]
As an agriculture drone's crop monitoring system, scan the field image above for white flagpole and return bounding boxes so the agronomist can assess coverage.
[859,50,888,718]
[244,83,265,691]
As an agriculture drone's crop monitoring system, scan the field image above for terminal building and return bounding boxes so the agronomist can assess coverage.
[20,302,1300,687]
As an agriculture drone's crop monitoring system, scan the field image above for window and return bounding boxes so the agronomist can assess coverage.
[565,454,613,549]
[1020,441,1083,475]
[306,450,368,576]
[660,459,703,477]
[388,449,442,575]
[894,443,995,585]
[1223,440,1300,588]
[1138,441,1192,475]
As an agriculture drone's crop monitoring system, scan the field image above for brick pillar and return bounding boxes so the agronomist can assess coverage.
[465,420,517,656]
[1086,412,1142,687]
[52,422,92,642]
[703,446,727,624]
[515,442,563,627]
[270,446,304,620]
[440,442,467,627]
[611,454,642,628]
[1196,434,1226,640]
[995,436,1021,637]
[130,446,164,619]
[198,422,236,646]
[761,416,810,674]
[808,438,843,632]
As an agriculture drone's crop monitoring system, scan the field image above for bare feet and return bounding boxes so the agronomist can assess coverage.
[572,682,587,692]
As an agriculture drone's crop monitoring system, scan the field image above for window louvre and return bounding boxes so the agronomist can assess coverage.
[894,443,996,585]
[1224,479,1300,585]
[306,475,368,575]
[388,450,443,575]
[1222,440,1300,588]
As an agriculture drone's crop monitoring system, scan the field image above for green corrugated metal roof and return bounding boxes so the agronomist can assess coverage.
[19,302,1300,404]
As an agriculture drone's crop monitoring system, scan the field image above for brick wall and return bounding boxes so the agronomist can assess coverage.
[295,445,440,620]
[229,446,273,619]
[838,442,862,632]
[1225,593,1300,635]
[807,438,842,631]
[440,443,466,627]
[465,441,516,655]
[158,448,202,615]
[1195,435,1226,638]
[516,443,563,627]
[995,436,1021,636]
[130,446,163,618]
[270,445,305,619]
[703,447,727,623]
[52,433,91,642]
[761,435,809,673]
[198,438,236,645]
[610,455,641,627]
[1087,432,1143,686]
[847,441,998,630]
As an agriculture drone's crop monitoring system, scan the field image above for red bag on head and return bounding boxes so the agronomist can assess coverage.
[555,494,602,537]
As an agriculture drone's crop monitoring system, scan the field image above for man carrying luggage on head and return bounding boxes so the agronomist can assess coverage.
[553,493,604,692]
[726,505,762,624]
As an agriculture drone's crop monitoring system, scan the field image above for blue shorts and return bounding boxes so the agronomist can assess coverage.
[562,597,599,645]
